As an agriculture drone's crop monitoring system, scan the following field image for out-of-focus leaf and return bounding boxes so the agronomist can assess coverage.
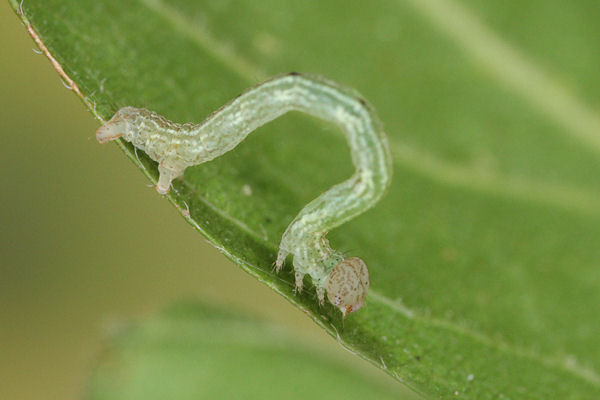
[87,303,412,400]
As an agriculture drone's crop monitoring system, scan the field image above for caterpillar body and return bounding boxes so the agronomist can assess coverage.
[96,73,392,316]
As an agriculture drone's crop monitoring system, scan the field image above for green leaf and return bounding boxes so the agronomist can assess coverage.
[87,302,413,400]
[10,0,600,398]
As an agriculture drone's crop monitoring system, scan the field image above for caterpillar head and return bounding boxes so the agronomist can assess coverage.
[327,257,370,317]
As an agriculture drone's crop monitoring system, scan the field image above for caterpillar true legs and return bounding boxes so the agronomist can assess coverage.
[96,73,392,316]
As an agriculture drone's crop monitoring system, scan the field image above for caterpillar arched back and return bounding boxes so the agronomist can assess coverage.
[96,73,392,316]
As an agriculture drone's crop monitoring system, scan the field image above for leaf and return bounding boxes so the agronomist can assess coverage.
[87,302,414,400]
[10,0,600,398]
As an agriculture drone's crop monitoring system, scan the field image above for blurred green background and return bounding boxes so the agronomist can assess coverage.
[0,4,401,399]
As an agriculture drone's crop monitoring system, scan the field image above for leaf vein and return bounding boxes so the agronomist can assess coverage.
[401,0,600,152]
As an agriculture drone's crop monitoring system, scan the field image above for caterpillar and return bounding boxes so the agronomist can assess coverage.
[96,73,392,316]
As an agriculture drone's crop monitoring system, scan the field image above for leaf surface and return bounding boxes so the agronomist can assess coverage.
[10,0,600,397]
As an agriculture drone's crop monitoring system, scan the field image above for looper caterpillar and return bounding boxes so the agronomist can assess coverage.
[96,73,392,316]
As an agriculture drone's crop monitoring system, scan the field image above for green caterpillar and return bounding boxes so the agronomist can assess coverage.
[97,73,392,316]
